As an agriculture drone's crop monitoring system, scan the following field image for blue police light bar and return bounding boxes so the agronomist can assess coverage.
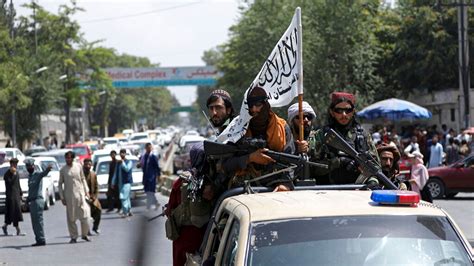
[371,190,420,205]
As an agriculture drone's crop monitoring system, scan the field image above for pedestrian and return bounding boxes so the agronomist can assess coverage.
[403,136,420,156]
[428,135,443,168]
[311,92,380,187]
[112,149,133,218]
[58,151,92,243]
[25,158,52,246]
[83,158,101,235]
[408,151,432,202]
[2,158,24,236]
[106,150,121,213]
[445,137,460,165]
[140,143,161,210]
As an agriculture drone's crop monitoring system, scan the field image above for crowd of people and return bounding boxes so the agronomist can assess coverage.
[2,144,162,247]
[165,88,473,266]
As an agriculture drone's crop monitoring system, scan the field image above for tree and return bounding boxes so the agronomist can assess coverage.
[212,0,384,125]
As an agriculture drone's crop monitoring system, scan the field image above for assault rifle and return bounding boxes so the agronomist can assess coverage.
[179,170,204,202]
[204,139,328,180]
[148,204,168,221]
[322,128,398,190]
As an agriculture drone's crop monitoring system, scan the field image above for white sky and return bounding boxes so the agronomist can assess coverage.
[15,0,242,106]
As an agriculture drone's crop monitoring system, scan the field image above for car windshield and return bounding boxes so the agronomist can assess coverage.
[96,160,140,175]
[0,165,33,179]
[103,139,118,145]
[248,215,471,265]
[71,147,87,156]
[39,161,60,171]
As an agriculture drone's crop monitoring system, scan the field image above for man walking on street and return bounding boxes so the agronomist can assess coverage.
[140,143,161,210]
[2,158,24,236]
[59,151,91,243]
[25,158,52,246]
[83,158,102,235]
[106,150,121,213]
[112,149,133,217]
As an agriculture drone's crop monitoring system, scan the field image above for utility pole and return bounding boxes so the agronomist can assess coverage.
[8,0,16,147]
[438,0,473,130]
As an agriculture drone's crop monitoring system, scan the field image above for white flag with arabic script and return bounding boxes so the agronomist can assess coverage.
[217,8,302,144]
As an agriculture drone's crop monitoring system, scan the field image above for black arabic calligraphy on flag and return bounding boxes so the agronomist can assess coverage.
[217,10,301,144]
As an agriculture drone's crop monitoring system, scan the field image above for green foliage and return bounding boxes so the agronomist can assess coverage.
[213,0,384,125]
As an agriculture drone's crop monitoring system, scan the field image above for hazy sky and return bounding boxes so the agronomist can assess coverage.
[15,0,242,106]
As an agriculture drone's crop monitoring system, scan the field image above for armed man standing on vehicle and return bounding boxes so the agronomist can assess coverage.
[222,86,295,191]
[376,144,408,190]
[206,89,235,136]
[25,158,52,246]
[287,101,317,155]
[311,92,380,187]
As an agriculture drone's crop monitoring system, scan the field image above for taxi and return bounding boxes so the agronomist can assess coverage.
[189,188,473,265]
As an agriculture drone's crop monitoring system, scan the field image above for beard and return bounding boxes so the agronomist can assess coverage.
[249,102,270,137]
[211,116,226,128]
[27,168,34,174]
[294,124,312,139]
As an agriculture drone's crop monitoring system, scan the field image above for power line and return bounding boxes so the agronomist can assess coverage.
[80,1,202,24]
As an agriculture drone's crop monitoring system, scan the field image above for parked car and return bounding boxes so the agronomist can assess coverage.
[129,132,150,142]
[31,149,74,168]
[426,154,474,199]
[0,148,25,162]
[24,146,48,156]
[33,156,61,197]
[0,160,55,211]
[173,137,205,173]
[92,148,132,170]
[193,189,473,265]
[66,144,92,163]
[94,155,143,199]
[102,137,120,147]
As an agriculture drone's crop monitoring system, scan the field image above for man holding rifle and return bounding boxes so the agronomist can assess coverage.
[311,92,380,187]
[222,86,295,191]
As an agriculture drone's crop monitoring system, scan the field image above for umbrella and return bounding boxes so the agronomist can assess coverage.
[357,98,432,121]
[463,127,474,135]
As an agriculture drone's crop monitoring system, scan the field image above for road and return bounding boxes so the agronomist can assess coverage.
[0,190,471,265]
[0,193,171,266]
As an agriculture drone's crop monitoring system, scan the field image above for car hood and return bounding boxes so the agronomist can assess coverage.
[428,165,453,175]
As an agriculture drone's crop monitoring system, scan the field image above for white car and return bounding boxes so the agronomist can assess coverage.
[0,148,26,162]
[129,132,149,142]
[94,155,143,199]
[0,161,55,211]
[192,188,474,265]
[102,137,120,147]
[179,134,205,148]
[32,156,61,197]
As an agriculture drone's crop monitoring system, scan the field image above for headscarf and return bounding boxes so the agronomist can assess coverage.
[287,101,316,123]
[247,86,270,137]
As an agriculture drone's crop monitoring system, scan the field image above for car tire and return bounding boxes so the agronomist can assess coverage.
[50,192,56,206]
[426,179,445,199]
[44,190,50,210]
[446,192,458,198]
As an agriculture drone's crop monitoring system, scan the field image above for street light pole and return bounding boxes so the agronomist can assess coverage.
[437,0,472,129]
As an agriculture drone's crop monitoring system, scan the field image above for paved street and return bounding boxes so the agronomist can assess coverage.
[0,193,171,266]
[0,190,472,265]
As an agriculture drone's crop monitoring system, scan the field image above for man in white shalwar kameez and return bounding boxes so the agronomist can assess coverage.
[59,151,91,243]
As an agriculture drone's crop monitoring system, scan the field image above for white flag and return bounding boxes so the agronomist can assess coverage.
[217,7,303,143]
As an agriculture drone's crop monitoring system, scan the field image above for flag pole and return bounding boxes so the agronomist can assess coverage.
[296,7,304,142]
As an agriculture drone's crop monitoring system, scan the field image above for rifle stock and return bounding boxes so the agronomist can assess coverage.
[323,128,398,190]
